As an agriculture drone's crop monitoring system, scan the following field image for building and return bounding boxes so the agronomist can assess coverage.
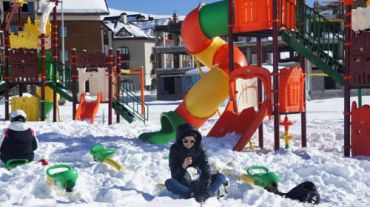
[102,10,176,89]
[1,0,109,63]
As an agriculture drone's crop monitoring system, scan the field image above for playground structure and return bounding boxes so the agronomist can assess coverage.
[139,0,306,151]
[0,0,148,124]
[140,0,370,156]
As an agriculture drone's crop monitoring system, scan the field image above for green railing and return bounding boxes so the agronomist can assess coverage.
[119,82,149,123]
[280,0,345,72]
[49,61,74,92]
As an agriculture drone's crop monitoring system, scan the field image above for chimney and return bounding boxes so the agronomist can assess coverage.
[119,12,127,24]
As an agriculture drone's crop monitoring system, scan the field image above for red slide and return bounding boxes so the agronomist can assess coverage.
[207,66,272,151]
[75,93,102,124]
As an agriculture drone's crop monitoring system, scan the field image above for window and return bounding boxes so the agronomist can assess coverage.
[9,25,18,33]
[122,62,129,69]
[164,77,175,95]
[324,76,337,90]
[119,47,129,55]
[119,47,130,61]
[59,26,67,37]
[116,29,131,37]
[3,2,10,11]
[24,2,34,12]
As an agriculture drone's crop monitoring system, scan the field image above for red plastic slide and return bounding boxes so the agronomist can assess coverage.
[75,93,102,124]
[207,66,272,151]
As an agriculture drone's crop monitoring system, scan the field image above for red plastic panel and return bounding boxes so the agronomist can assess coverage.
[233,0,272,33]
[350,32,370,88]
[279,66,305,113]
[8,49,38,83]
[74,52,107,68]
[351,102,370,156]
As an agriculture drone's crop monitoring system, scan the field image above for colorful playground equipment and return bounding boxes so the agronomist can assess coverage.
[46,164,78,192]
[1,0,147,125]
[349,17,370,156]
[90,144,123,171]
[75,93,102,123]
[1,0,58,121]
[139,0,305,152]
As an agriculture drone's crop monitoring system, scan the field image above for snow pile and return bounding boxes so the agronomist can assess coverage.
[0,96,369,206]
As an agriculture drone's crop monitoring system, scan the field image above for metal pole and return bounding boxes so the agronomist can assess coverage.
[140,66,145,116]
[61,0,66,81]
[273,0,280,151]
[228,0,234,73]
[4,32,9,120]
[40,34,46,121]
[257,35,264,149]
[116,50,121,123]
[71,48,77,119]
[108,48,113,125]
[300,55,307,148]
[343,1,352,157]
[53,1,59,122]
[358,89,362,107]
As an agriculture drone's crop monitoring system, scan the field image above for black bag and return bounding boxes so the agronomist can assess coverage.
[285,181,320,205]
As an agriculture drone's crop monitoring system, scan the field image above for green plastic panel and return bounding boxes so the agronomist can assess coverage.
[199,0,228,38]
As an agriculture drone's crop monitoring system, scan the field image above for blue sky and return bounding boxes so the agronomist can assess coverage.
[106,0,321,15]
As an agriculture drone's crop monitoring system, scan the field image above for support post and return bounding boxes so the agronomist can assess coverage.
[40,34,46,121]
[116,50,121,123]
[71,49,77,119]
[140,66,145,116]
[4,32,10,120]
[108,48,113,125]
[273,0,280,151]
[257,35,264,149]
[52,1,59,122]
[300,55,307,148]
[228,0,234,73]
[343,0,353,157]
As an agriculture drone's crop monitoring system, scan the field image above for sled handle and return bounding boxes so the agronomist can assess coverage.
[5,159,29,169]
[246,165,269,177]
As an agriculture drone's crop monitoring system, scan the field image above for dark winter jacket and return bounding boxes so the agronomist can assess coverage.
[169,124,211,195]
[0,122,38,163]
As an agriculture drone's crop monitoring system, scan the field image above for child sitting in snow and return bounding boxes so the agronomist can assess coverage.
[165,124,228,202]
[0,110,38,164]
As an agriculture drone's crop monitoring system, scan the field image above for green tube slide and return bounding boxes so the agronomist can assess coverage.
[139,111,186,145]
[199,0,229,38]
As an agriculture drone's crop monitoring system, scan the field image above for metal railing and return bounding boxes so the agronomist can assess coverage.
[280,0,345,71]
[50,61,74,92]
[118,82,149,122]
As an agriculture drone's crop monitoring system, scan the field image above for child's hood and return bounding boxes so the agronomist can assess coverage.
[8,122,30,131]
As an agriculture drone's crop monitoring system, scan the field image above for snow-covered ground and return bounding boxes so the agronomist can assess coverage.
[0,95,369,207]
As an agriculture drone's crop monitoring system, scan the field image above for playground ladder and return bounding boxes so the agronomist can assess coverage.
[117,84,149,123]
[280,0,344,84]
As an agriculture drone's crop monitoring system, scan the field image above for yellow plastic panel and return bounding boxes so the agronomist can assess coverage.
[184,68,229,118]
[194,37,226,67]
[11,96,39,121]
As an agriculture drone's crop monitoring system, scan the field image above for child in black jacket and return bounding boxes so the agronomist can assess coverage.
[0,110,38,164]
[165,124,227,202]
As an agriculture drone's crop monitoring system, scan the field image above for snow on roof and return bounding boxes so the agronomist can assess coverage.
[106,8,185,21]
[103,20,150,38]
[103,8,178,39]
[38,0,109,14]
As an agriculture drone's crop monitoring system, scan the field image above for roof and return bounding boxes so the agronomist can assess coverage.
[38,0,109,14]
[102,8,176,39]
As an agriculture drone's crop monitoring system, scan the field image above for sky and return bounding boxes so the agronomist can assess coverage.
[106,0,324,15]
